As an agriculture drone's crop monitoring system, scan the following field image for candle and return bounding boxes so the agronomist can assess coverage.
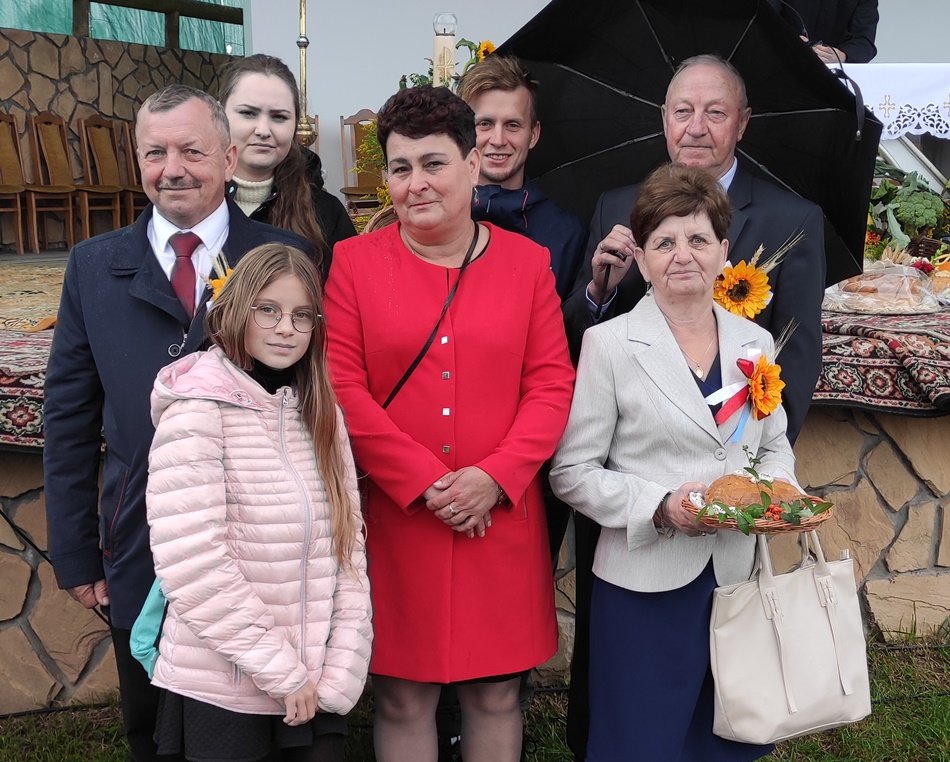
[433,12,458,87]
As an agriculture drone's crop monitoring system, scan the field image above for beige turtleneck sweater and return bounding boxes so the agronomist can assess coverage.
[232,176,275,217]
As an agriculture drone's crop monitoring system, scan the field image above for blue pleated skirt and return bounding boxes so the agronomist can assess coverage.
[587,563,774,762]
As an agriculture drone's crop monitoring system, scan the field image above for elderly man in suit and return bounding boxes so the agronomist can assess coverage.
[43,85,311,762]
[562,54,823,444]
[559,54,824,760]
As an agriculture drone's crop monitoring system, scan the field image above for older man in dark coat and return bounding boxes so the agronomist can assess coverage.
[43,85,311,762]
[562,56,823,445]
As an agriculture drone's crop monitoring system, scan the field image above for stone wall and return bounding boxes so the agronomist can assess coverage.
[0,452,116,713]
[2,405,948,711]
[774,406,950,640]
[0,27,234,249]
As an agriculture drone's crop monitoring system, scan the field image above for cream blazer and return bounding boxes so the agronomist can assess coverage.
[550,294,798,593]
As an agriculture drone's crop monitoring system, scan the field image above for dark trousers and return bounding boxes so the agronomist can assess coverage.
[565,512,600,761]
[540,462,572,564]
[111,626,184,762]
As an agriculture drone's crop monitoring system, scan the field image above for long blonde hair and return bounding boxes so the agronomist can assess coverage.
[206,243,357,568]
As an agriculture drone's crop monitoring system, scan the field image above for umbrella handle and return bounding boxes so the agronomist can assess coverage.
[593,263,612,322]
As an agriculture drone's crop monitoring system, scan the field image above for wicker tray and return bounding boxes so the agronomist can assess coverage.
[681,497,834,535]
[908,236,943,260]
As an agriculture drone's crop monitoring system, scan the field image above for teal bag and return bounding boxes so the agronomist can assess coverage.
[130,578,168,679]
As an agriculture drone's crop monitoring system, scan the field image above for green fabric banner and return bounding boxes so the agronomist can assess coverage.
[0,0,243,55]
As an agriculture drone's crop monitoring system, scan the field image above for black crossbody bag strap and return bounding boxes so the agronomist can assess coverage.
[382,224,480,410]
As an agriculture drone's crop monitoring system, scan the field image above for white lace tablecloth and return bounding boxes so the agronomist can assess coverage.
[831,63,950,139]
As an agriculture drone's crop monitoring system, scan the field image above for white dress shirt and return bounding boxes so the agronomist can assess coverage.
[148,200,230,309]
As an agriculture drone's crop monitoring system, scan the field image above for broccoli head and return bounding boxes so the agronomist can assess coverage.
[894,189,944,235]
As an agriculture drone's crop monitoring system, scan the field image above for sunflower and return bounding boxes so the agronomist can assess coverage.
[477,40,496,61]
[748,356,785,419]
[714,260,771,318]
[205,269,232,303]
[203,252,233,305]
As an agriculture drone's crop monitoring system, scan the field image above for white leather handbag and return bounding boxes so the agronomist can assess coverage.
[709,531,872,744]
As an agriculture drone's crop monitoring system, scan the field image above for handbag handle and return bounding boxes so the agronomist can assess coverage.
[757,531,831,587]
[755,531,855,714]
[381,223,480,410]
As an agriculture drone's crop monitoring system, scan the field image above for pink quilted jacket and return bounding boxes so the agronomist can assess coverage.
[146,346,372,715]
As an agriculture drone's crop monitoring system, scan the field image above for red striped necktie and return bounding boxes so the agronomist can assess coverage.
[169,231,202,317]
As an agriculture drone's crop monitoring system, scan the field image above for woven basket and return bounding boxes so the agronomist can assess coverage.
[681,498,834,535]
[363,205,397,234]
[908,236,943,260]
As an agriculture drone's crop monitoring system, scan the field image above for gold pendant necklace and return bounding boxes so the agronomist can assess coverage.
[680,333,716,380]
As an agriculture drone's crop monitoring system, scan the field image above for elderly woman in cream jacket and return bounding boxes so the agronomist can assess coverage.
[550,165,799,762]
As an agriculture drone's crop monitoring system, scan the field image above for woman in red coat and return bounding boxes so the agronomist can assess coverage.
[324,86,574,762]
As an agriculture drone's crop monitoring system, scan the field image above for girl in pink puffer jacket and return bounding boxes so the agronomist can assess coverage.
[146,244,371,762]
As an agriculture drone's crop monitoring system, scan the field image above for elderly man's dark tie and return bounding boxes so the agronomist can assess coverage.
[169,231,201,317]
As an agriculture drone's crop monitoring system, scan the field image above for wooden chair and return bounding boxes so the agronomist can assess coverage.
[0,113,26,253]
[302,114,320,156]
[0,112,74,253]
[120,120,149,224]
[30,111,121,243]
[80,115,147,227]
[339,108,382,204]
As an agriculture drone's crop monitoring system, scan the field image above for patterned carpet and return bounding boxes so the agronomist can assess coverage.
[0,299,947,450]
[0,262,65,331]
[0,329,52,449]
[814,310,950,416]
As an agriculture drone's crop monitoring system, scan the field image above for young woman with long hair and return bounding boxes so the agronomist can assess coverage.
[218,55,357,281]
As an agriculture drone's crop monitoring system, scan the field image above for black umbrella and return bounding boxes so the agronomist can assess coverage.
[498,0,882,286]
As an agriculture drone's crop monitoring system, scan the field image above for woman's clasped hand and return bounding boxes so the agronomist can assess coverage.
[424,466,499,537]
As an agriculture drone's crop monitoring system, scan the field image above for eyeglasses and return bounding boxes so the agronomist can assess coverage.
[250,304,319,333]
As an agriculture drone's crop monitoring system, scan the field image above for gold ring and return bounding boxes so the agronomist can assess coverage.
[448,505,457,516]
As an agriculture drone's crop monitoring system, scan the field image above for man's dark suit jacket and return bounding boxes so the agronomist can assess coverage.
[562,162,825,444]
[776,0,879,63]
[43,199,312,628]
